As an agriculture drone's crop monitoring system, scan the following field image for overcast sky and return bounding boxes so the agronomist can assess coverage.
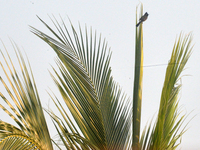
[0,1,200,149]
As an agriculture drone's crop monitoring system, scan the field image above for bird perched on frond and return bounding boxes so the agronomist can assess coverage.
[136,12,149,27]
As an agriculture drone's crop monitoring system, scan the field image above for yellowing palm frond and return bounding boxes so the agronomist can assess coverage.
[0,42,53,150]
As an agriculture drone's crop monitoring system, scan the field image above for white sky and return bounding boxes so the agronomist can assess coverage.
[0,0,200,149]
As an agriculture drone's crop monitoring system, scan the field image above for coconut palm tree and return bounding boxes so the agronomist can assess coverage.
[0,4,193,150]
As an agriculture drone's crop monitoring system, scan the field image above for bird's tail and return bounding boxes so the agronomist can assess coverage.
[136,21,141,27]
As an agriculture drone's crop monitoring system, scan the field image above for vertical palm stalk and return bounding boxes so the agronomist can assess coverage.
[132,5,144,150]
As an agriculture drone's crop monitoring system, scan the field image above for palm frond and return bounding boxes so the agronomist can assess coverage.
[0,130,40,150]
[0,42,53,150]
[141,33,193,150]
[30,17,131,149]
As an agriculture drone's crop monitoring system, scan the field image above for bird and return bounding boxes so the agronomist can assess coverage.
[136,12,149,27]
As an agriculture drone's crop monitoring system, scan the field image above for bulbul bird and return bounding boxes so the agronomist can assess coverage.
[136,12,149,27]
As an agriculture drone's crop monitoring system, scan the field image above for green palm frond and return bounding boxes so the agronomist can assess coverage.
[140,33,193,150]
[30,17,131,149]
[0,42,53,150]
